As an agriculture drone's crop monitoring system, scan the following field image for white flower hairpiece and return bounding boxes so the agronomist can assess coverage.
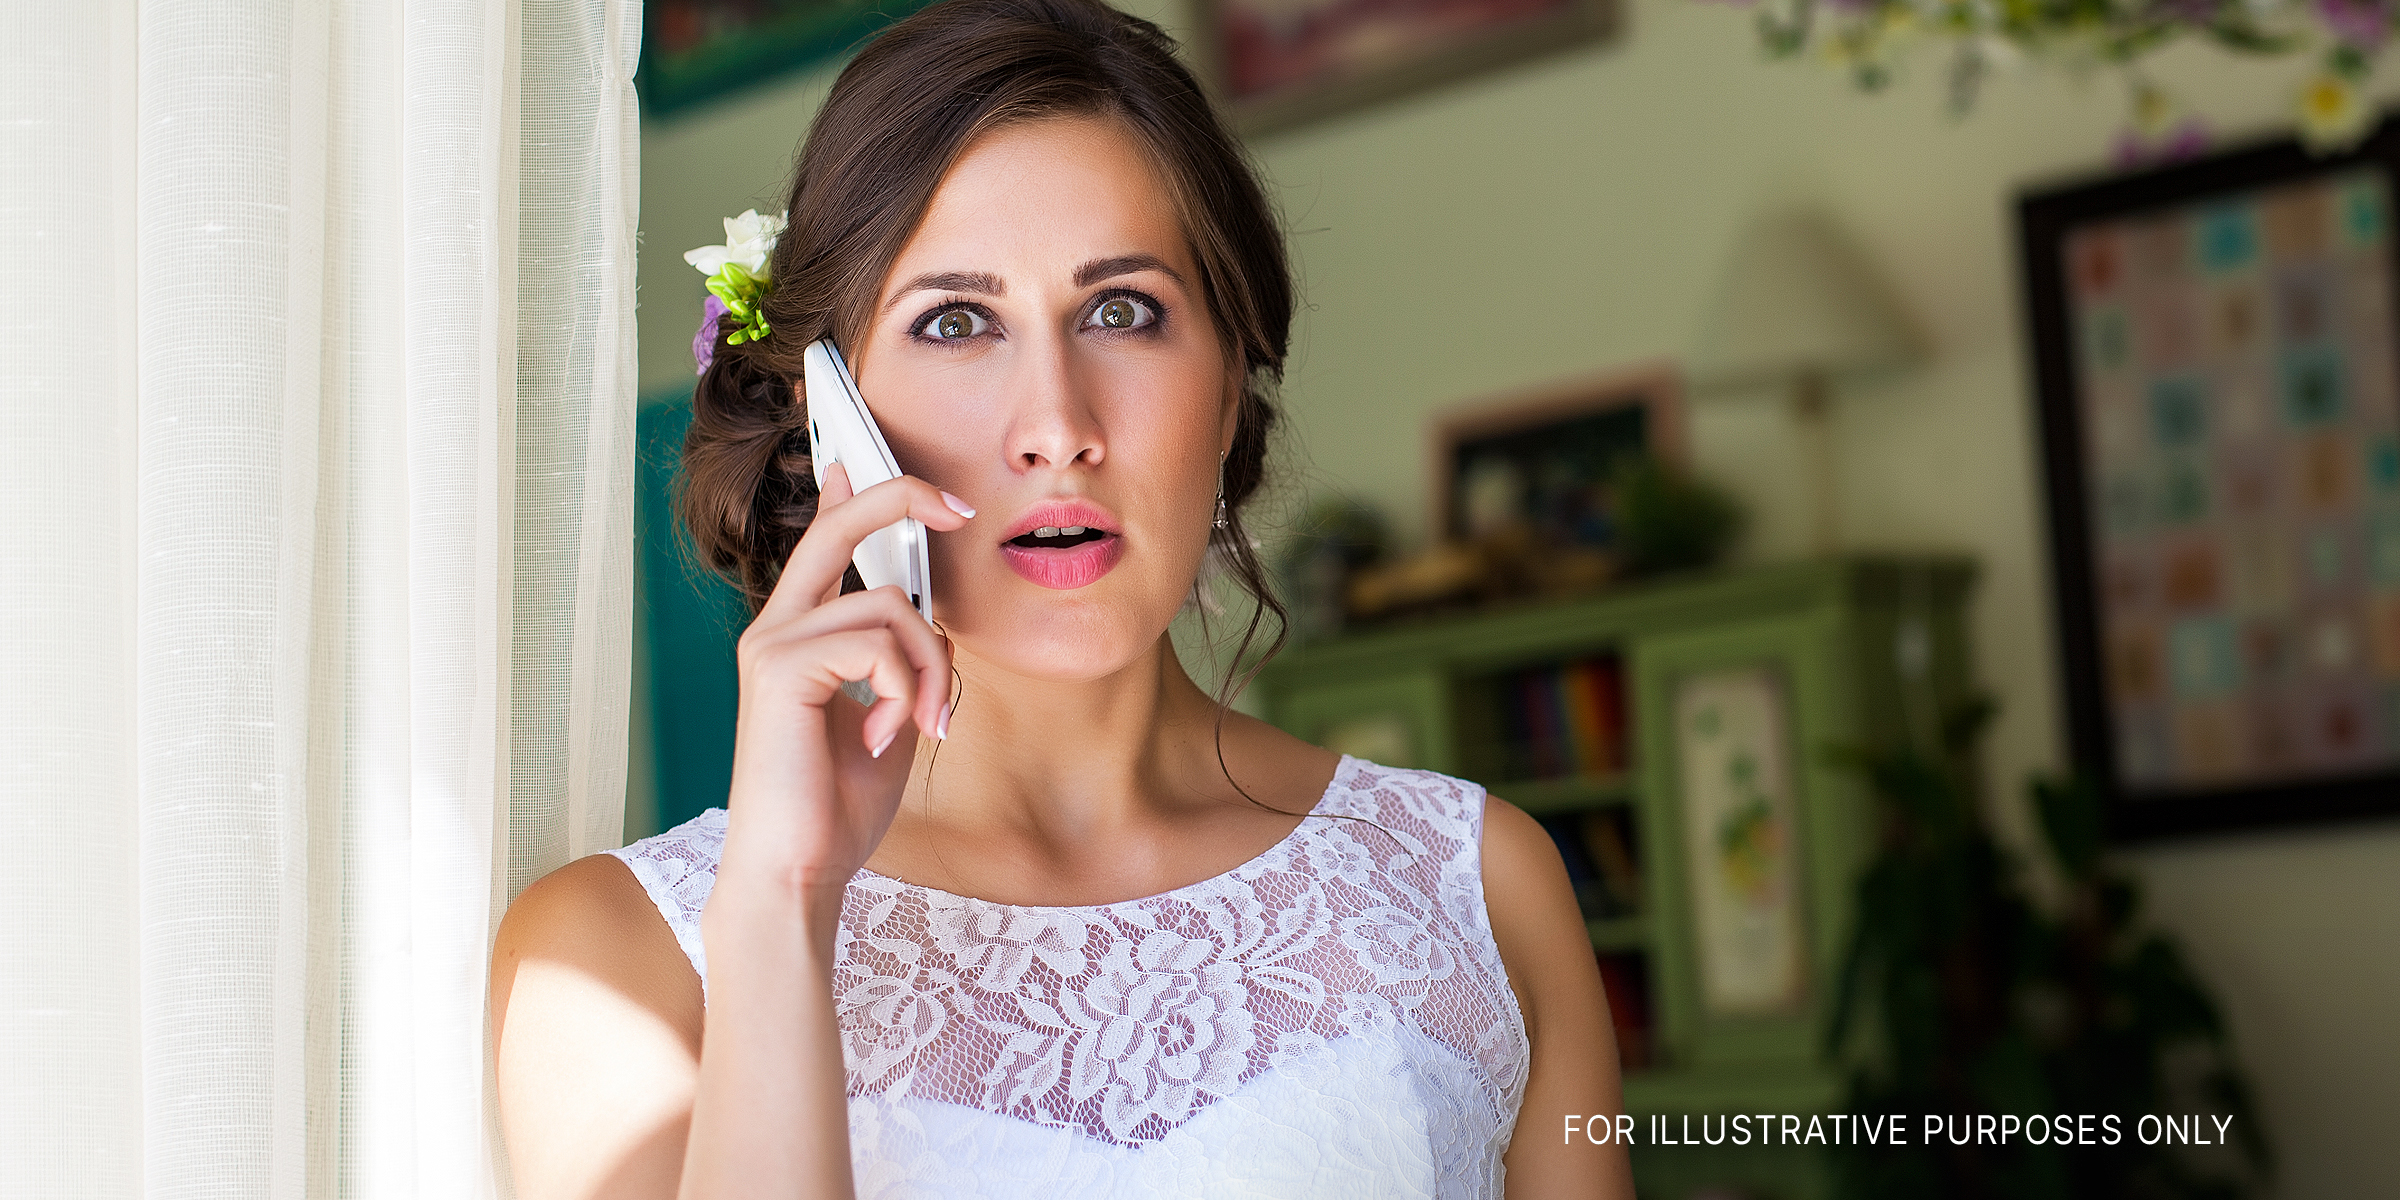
[685,209,787,371]
[685,209,784,278]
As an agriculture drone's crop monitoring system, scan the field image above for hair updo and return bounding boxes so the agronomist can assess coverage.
[677,0,1293,672]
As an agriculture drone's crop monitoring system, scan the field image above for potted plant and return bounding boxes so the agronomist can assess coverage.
[1825,699,2272,1199]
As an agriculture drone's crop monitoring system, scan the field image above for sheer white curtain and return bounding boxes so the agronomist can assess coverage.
[1,0,640,1194]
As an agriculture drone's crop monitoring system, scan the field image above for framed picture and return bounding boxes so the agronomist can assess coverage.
[639,0,938,118]
[1192,0,1617,135]
[1669,665,1809,1019]
[2020,117,2400,840]
[1430,358,1686,552]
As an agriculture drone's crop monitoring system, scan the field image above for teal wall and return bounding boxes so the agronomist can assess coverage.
[633,393,746,839]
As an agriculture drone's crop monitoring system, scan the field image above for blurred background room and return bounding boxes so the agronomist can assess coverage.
[631,0,2400,1195]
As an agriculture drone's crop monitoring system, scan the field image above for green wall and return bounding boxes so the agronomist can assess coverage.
[633,4,2400,1191]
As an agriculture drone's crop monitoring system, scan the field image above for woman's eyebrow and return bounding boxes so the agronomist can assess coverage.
[882,257,1183,315]
[1074,253,1183,287]
[884,269,1005,313]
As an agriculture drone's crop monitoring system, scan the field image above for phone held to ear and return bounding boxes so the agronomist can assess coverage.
[804,338,933,625]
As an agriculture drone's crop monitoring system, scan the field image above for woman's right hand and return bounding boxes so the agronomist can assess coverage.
[716,464,974,906]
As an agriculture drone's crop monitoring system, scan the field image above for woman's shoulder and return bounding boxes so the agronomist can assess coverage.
[491,847,705,1047]
[594,809,728,986]
[1211,706,1486,827]
[497,850,668,965]
[607,808,730,909]
[494,810,725,1019]
[1323,759,1565,969]
[489,850,705,1187]
[1320,755,1494,842]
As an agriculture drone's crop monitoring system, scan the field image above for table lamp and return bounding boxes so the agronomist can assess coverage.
[1692,210,1925,554]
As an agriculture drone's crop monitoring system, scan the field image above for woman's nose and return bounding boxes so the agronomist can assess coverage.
[1006,337,1105,471]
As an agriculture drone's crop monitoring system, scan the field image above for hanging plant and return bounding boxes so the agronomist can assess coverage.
[1729,0,2389,157]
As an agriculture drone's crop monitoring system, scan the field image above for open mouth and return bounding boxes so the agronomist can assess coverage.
[1006,525,1110,550]
[997,510,1125,589]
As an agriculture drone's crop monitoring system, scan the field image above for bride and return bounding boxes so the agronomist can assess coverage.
[490,0,1635,1194]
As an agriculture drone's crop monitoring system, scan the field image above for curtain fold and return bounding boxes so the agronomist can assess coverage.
[1,1,145,1191]
[1,0,641,1194]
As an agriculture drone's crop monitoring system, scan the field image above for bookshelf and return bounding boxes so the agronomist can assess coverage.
[1253,555,1978,1197]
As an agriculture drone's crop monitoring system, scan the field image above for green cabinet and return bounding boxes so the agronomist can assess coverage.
[1252,556,1978,1197]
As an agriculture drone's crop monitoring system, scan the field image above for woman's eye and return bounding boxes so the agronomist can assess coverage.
[1087,296,1156,331]
[922,307,989,340]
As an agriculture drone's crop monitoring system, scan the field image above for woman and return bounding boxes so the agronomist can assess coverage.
[490,0,1635,1195]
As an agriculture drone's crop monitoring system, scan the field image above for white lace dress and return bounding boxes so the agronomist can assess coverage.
[608,756,1531,1198]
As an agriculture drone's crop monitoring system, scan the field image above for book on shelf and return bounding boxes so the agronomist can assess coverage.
[1495,655,1627,783]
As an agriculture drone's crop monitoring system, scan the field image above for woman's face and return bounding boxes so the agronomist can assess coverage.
[849,115,1239,683]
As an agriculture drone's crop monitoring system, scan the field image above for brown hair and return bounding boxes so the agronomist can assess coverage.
[677,0,1291,690]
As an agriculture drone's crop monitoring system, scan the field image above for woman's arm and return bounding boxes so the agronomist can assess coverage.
[675,473,965,1199]
[492,856,703,1199]
[486,713,886,1200]
[1482,795,1638,1198]
[492,470,971,1200]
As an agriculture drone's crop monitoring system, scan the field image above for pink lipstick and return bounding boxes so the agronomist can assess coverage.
[999,499,1125,590]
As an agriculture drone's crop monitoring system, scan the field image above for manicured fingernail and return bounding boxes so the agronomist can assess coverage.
[936,704,950,742]
[872,728,897,759]
[941,491,976,518]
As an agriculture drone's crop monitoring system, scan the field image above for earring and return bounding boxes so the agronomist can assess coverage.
[1214,450,1231,530]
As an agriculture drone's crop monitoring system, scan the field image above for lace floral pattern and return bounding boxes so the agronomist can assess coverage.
[609,757,1530,1194]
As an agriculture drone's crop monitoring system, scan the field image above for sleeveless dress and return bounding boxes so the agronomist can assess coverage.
[608,755,1531,1198]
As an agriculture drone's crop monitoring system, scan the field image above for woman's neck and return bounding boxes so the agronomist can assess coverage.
[897,633,1236,842]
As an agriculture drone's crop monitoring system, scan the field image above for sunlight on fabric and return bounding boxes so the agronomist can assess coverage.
[0,0,639,1195]
[0,1,143,1193]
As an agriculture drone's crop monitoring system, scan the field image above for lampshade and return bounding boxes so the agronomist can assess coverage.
[1691,210,1925,392]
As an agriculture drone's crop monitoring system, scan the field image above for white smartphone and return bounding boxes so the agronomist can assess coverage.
[804,338,932,624]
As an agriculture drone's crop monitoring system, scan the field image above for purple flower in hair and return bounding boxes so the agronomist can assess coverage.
[693,293,729,376]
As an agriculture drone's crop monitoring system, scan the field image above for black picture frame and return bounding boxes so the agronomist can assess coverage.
[2019,115,2400,842]
[1429,360,1686,549]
